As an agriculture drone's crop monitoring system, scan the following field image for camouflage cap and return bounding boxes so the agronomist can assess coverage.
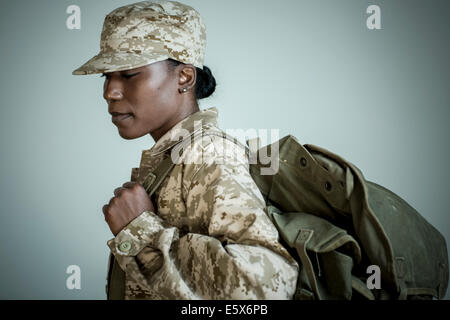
[72,0,206,75]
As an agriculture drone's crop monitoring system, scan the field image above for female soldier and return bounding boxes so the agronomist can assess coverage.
[73,0,298,299]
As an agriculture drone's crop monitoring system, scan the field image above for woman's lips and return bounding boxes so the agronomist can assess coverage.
[111,113,133,124]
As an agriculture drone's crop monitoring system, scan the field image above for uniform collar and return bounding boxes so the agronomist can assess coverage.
[150,106,219,156]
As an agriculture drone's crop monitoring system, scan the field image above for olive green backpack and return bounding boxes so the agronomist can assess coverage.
[244,134,448,300]
[109,130,449,300]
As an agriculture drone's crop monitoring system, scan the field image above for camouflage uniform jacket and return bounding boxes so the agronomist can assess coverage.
[106,107,299,299]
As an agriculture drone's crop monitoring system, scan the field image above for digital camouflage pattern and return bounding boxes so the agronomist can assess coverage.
[105,107,299,299]
[72,0,206,75]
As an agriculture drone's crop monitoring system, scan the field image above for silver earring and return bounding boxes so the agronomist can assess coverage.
[179,87,187,93]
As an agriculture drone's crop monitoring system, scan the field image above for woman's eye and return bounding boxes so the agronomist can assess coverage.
[122,72,140,79]
[99,72,139,79]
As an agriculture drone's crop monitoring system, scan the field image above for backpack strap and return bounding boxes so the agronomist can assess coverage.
[294,229,322,300]
[111,127,242,299]
[200,127,251,158]
[141,127,251,196]
[143,125,250,197]
[142,152,176,196]
[106,254,126,300]
[107,153,175,300]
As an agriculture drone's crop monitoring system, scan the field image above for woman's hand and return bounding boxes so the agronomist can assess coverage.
[102,182,155,236]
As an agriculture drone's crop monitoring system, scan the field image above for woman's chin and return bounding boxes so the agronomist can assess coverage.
[117,128,141,140]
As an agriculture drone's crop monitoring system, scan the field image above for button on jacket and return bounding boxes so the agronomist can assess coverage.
[105,107,299,299]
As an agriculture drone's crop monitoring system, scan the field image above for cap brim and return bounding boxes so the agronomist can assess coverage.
[72,51,169,75]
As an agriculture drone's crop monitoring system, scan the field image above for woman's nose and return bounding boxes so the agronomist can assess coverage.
[103,78,124,102]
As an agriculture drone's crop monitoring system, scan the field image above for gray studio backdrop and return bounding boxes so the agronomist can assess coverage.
[0,0,449,299]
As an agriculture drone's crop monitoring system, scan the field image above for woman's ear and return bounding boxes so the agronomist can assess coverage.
[178,64,197,92]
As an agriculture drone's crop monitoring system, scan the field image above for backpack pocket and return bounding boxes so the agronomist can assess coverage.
[267,205,373,300]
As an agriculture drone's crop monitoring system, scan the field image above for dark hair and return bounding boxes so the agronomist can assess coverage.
[166,58,216,99]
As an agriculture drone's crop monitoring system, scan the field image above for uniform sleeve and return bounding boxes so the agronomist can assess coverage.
[107,147,299,300]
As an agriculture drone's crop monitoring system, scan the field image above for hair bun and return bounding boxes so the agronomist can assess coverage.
[195,66,216,99]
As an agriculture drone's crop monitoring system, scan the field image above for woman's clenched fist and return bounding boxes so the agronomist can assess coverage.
[102,181,155,236]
